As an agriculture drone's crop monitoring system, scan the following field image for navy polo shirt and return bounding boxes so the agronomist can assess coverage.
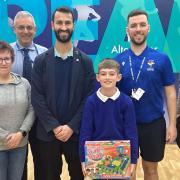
[114,46,175,123]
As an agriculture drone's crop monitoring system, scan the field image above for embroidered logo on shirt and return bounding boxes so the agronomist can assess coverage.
[147,59,155,71]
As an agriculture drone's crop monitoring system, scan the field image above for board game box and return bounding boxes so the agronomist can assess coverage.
[85,140,131,179]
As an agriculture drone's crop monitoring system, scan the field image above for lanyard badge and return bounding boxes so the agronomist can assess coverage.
[129,56,146,100]
[131,88,145,100]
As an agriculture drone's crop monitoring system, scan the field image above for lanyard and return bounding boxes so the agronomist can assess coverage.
[16,42,39,56]
[129,56,145,83]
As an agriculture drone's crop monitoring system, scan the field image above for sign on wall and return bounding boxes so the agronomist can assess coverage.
[0,0,180,72]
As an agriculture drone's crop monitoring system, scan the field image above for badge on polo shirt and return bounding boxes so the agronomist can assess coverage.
[147,59,155,71]
[131,88,145,100]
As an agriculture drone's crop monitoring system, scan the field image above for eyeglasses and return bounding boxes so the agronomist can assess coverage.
[0,57,12,64]
[15,25,35,31]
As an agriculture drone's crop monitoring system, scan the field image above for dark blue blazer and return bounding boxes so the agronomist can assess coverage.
[31,47,95,141]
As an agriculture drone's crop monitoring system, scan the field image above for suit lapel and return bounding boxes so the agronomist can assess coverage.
[45,48,57,111]
[46,48,55,83]
[69,48,81,106]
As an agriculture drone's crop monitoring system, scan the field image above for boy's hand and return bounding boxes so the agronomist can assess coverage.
[125,163,136,178]
[81,162,87,176]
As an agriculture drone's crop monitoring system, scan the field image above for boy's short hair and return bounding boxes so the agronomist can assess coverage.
[98,58,120,74]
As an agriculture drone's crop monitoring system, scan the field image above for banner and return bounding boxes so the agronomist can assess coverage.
[0,0,180,72]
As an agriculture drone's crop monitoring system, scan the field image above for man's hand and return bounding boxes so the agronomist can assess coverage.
[165,85,177,143]
[6,132,23,149]
[166,124,177,143]
[53,126,63,135]
[53,125,73,142]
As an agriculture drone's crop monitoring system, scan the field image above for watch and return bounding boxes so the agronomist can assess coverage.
[20,130,27,137]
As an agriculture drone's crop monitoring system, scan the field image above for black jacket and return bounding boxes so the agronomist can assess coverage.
[31,47,95,141]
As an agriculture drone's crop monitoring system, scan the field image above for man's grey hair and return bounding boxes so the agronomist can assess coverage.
[13,11,36,27]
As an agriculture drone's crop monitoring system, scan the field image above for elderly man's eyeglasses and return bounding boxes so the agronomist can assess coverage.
[0,57,12,64]
[15,25,34,31]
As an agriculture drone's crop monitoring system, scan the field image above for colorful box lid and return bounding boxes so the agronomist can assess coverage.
[85,140,131,179]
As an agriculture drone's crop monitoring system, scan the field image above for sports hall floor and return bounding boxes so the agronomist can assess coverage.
[28,144,180,180]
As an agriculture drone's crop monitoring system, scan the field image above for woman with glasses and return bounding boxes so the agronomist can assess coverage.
[0,41,34,180]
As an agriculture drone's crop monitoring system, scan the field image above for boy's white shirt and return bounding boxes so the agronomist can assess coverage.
[96,88,120,102]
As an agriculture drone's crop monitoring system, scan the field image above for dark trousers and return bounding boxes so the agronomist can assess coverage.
[21,121,42,180]
[38,138,84,180]
[176,116,180,148]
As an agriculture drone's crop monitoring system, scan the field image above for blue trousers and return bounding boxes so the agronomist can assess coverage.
[0,145,27,180]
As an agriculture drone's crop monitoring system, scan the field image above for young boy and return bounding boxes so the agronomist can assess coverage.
[79,59,138,179]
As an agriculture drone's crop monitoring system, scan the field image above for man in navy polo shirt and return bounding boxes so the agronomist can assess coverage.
[115,9,177,180]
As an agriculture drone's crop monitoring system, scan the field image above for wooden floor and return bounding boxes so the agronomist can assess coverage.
[28,144,180,180]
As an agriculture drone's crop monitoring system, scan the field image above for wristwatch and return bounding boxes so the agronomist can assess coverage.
[20,130,27,137]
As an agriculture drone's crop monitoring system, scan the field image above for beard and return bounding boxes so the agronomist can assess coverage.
[129,33,147,46]
[54,29,73,43]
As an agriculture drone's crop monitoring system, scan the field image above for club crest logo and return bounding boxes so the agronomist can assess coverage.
[147,59,155,71]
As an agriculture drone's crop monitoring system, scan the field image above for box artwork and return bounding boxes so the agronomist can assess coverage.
[85,140,131,179]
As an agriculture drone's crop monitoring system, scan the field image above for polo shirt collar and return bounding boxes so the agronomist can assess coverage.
[129,46,149,58]
[96,88,120,102]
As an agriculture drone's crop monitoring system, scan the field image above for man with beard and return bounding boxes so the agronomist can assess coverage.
[114,10,177,180]
[31,6,95,180]
[10,11,47,180]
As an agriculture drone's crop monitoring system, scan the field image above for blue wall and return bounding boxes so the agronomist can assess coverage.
[0,0,180,72]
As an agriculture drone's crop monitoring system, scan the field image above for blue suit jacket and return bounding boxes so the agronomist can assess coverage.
[31,47,95,141]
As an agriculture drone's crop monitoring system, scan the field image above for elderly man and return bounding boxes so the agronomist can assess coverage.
[11,11,47,180]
